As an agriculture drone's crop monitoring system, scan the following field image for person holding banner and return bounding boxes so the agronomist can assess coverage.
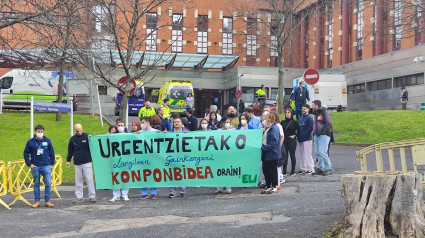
[110,120,130,202]
[261,113,281,194]
[215,116,234,194]
[23,125,55,208]
[140,117,159,199]
[66,124,97,203]
[168,117,188,198]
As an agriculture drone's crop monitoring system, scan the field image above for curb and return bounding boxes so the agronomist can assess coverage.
[332,142,373,148]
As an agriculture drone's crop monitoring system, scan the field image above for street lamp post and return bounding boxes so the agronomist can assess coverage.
[237,74,243,115]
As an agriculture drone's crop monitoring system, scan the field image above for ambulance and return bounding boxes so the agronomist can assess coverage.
[156,80,194,116]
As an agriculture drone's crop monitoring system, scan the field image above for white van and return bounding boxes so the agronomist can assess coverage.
[292,74,347,110]
[0,69,77,110]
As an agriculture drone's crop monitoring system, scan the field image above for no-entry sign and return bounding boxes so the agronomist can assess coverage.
[117,76,136,95]
[303,68,320,85]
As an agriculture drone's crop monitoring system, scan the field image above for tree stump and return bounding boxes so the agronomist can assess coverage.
[338,173,425,238]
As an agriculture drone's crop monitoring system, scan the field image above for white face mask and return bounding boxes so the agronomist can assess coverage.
[241,119,247,125]
[141,124,147,130]
[36,132,43,139]
[262,120,268,127]
[118,126,125,133]
[225,123,231,129]
[201,124,208,129]
[262,111,269,116]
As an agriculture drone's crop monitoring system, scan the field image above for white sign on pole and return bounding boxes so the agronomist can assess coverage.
[30,97,34,138]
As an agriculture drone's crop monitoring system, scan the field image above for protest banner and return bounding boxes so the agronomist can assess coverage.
[89,130,262,189]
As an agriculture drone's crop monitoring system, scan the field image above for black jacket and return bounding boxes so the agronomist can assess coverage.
[67,132,92,165]
[187,115,198,131]
[281,118,299,141]
[313,108,332,137]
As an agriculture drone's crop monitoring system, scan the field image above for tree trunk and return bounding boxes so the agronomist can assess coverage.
[339,173,425,238]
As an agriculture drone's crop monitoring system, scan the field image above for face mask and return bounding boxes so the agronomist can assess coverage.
[229,113,236,117]
[141,124,146,130]
[241,120,247,125]
[36,132,43,139]
[262,111,269,116]
[225,123,231,129]
[262,120,268,127]
[201,124,208,129]
[118,126,125,133]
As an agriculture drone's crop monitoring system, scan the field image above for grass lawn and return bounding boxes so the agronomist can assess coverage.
[331,110,425,144]
[279,110,425,144]
[0,112,110,182]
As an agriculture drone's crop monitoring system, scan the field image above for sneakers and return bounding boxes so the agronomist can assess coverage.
[180,193,187,197]
[150,195,157,200]
[45,201,54,208]
[31,201,40,208]
[89,198,97,203]
[312,169,324,175]
[322,169,334,176]
[123,195,130,201]
[259,184,267,188]
[280,178,286,183]
[169,194,176,198]
[305,170,314,175]
[226,189,232,194]
[268,187,278,194]
[140,195,149,199]
[214,190,223,194]
[289,172,296,176]
[277,186,282,190]
[261,188,272,194]
[73,198,84,203]
[109,196,120,202]
[297,171,305,175]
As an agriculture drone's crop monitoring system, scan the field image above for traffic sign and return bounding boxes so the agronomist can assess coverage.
[303,68,320,85]
[117,76,137,95]
[235,89,243,99]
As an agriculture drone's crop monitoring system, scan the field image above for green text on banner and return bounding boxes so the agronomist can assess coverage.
[89,130,263,189]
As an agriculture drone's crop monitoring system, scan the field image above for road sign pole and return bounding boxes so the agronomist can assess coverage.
[30,97,34,139]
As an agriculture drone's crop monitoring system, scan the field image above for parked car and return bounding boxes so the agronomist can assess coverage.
[250,99,277,116]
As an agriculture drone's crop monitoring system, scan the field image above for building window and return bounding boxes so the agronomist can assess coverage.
[347,83,365,94]
[328,4,333,68]
[367,78,392,91]
[395,73,425,87]
[172,14,183,53]
[197,15,208,54]
[270,19,278,66]
[246,17,257,66]
[222,17,233,55]
[394,0,402,50]
[356,0,364,60]
[146,13,157,51]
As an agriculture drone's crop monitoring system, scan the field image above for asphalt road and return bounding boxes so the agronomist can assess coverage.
[0,145,364,238]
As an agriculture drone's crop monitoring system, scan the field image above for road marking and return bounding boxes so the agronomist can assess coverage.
[64,205,124,211]
[36,212,291,237]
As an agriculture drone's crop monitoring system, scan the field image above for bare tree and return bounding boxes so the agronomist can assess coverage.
[71,0,186,118]
[233,0,316,114]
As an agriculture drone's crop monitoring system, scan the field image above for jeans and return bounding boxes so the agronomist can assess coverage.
[141,188,157,195]
[113,189,129,198]
[170,187,186,195]
[314,135,332,171]
[31,165,52,202]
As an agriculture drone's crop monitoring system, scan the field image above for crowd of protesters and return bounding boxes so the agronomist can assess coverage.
[24,91,333,207]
